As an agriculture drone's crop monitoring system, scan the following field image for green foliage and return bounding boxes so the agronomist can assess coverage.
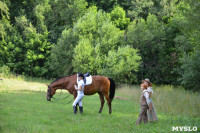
[15,16,51,77]
[0,9,26,74]
[0,65,10,77]
[72,7,125,74]
[127,0,154,20]
[0,14,51,77]
[0,0,10,19]
[115,0,180,21]
[174,0,200,91]
[50,29,78,77]
[127,14,179,84]
[86,0,117,12]
[175,0,200,48]
[110,6,130,30]
[34,0,51,34]
[45,0,88,43]
[0,0,200,90]
[101,46,141,83]
[72,38,96,73]
[97,22,124,55]
[72,7,139,81]
[180,49,200,91]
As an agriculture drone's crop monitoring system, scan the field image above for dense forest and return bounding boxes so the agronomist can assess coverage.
[0,0,200,91]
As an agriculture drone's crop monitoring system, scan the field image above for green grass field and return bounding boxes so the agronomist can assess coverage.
[0,77,200,133]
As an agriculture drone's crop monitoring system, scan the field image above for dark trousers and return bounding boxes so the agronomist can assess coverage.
[136,105,148,125]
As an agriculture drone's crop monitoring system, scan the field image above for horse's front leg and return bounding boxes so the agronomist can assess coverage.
[73,91,77,100]
[98,92,105,113]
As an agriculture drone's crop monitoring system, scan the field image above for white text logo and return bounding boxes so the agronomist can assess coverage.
[172,126,197,132]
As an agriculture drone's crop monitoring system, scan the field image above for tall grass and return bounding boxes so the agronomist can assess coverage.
[116,84,200,117]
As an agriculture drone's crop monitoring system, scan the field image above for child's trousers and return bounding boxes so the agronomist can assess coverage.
[136,105,148,125]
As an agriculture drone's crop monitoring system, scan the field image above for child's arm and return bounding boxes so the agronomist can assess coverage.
[144,91,151,107]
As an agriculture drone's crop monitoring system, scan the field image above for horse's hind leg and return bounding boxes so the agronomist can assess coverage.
[104,94,112,114]
[98,92,105,113]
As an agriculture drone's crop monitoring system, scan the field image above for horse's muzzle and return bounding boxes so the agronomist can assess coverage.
[47,96,51,101]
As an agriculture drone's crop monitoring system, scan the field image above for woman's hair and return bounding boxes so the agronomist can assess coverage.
[148,83,152,87]
[78,73,84,78]
[142,80,152,87]
[140,83,147,89]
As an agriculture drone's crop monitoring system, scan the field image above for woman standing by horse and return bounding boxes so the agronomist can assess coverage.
[73,73,85,114]
[46,74,115,114]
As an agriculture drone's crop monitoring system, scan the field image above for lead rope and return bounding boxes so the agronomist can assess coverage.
[50,77,75,105]
[51,89,74,105]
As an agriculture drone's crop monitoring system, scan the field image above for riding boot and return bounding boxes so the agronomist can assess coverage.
[76,104,79,112]
[73,106,77,114]
[79,106,83,114]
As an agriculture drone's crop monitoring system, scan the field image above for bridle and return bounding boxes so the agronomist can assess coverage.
[48,85,53,98]
[47,83,74,105]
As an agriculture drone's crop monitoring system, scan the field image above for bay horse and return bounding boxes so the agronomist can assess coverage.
[46,75,115,114]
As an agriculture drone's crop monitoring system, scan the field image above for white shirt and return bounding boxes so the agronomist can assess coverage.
[143,90,150,104]
[147,87,153,94]
[77,80,84,95]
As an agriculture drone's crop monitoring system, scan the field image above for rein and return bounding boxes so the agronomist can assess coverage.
[51,89,73,105]
[49,85,74,105]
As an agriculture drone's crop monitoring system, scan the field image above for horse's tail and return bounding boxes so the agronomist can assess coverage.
[108,78,115,101]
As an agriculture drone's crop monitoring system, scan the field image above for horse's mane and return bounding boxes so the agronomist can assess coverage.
[50,74,75,85]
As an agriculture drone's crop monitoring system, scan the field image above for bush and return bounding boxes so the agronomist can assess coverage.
[127,13,179,84]
[0,65,11,77]
[72,38,96,73]
[180,49,200,91]
[50,29,77,77]
[100,46,141,84]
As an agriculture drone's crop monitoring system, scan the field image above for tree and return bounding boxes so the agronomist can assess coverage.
[86,0,117,12]
[174,0,200,91]
[180,49,200,91]
[50,29,78,77]
[110,6,130,30]
[72,38,96,73]
[101,46,141,83]
[72,7,125,75]
[127,13,178,84]
[0,1,24,70]
[0,1,10,20]
[45,0,88,43]
[14,15,51,77]
[115,0,180,22]
[71,7,141,83]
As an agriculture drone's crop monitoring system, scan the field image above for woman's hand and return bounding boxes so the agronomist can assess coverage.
[74,85,78,90]
[78,86,82,91]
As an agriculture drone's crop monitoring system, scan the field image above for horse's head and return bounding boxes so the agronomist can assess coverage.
[46,85,53,101]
